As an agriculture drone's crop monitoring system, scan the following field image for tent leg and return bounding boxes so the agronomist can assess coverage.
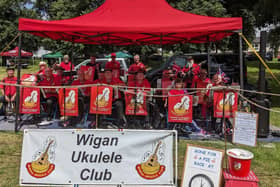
[207,41,211,75]
[239,33,244,90]
[160,34,163,64]
[70,39,74,82]
[15,33,22,132]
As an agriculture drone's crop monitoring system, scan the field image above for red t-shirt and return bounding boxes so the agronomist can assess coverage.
[53,74,66,85]
[71,79,93,96]
[128,62,145,73]
[168,89,185,96]
[105,61,120,79]
[0,77,17,96]
[60,61,74,71]
[128,79,151,92]
[38,75,59,98]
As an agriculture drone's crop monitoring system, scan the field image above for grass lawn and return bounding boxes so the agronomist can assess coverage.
[0,132,280,187]
[246,60,280,128]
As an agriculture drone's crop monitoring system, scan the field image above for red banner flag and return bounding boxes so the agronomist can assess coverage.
[90,86,113,114]
[20,88,40,114]
[168,95,193,123]
[213,91,238,118]
[58,88,78,116]
[125,90,148,116]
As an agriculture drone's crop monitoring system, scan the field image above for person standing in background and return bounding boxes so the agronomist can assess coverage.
[0,67,17,112]
[60,55,74,71]
[105,53,120,79]
[128,54,146,82]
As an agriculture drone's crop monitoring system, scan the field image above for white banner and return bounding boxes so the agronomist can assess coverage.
[20,129,176,186]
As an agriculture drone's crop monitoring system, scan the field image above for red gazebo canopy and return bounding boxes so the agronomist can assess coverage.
[0,47,33,57]
[18,0,242,45]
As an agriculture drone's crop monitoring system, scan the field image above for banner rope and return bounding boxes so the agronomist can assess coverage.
[0,81,230,90]
[2,82,280,97]
[239,33,280,86]
[238,92,280,114]
[231,87,280,97]
[0,33,22,54]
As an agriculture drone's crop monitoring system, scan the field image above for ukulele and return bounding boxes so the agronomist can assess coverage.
[143,141,162,168]
[96,88,109,105]
[32,140,54,166]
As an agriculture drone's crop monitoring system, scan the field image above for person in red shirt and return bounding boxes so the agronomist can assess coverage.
[164,78,188,130]
[182,56,200,87]
[0,67,17,112]
[37,68,59,120]
[36,61,47,81]
[92,67,105,84]
[60,55,74,71]
[105,53,120,79]
[72,69,92,97]
[53,65,67,85]
[101,68,125,100]
[64,69,93,126]
[192,68,212,119]
[95,68,125,128]
[127,68,151,128]
[128,55,145,82]
[128,68,151,90]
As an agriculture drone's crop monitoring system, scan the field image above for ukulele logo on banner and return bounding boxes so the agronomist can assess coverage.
[20,88,40,114]
[213,91,238,118]
[90,86,113,114]
[168,95,193,123]
[125,90,147,116]
[59,88,78,116]
[136,141,166,180]
[26,137,56,178]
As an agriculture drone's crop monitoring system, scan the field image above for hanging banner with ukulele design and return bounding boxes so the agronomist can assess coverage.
[168,95,193,123]
[20,88,40,114]
[58,88,78,116]
[213,91,238,118]
[20,129,175,186]
[125,90,147,116]
[90,86,113,114]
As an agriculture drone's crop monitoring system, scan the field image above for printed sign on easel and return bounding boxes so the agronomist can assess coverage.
[181,145,224,187]
[232,111,258,147]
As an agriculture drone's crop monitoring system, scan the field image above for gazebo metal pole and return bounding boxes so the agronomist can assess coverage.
[70,38,74,82]
[15,33,22,132]
[207,37,211,75]
[239,32,244,90]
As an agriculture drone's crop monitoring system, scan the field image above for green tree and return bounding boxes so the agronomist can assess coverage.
[0,0,39,52]
[254,0,280,26]
[268,27,280,57]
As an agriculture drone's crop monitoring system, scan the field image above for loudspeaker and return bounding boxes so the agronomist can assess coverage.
[252,98,270,137]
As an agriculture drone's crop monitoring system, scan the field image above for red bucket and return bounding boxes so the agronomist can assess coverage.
[227,148,254,177]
